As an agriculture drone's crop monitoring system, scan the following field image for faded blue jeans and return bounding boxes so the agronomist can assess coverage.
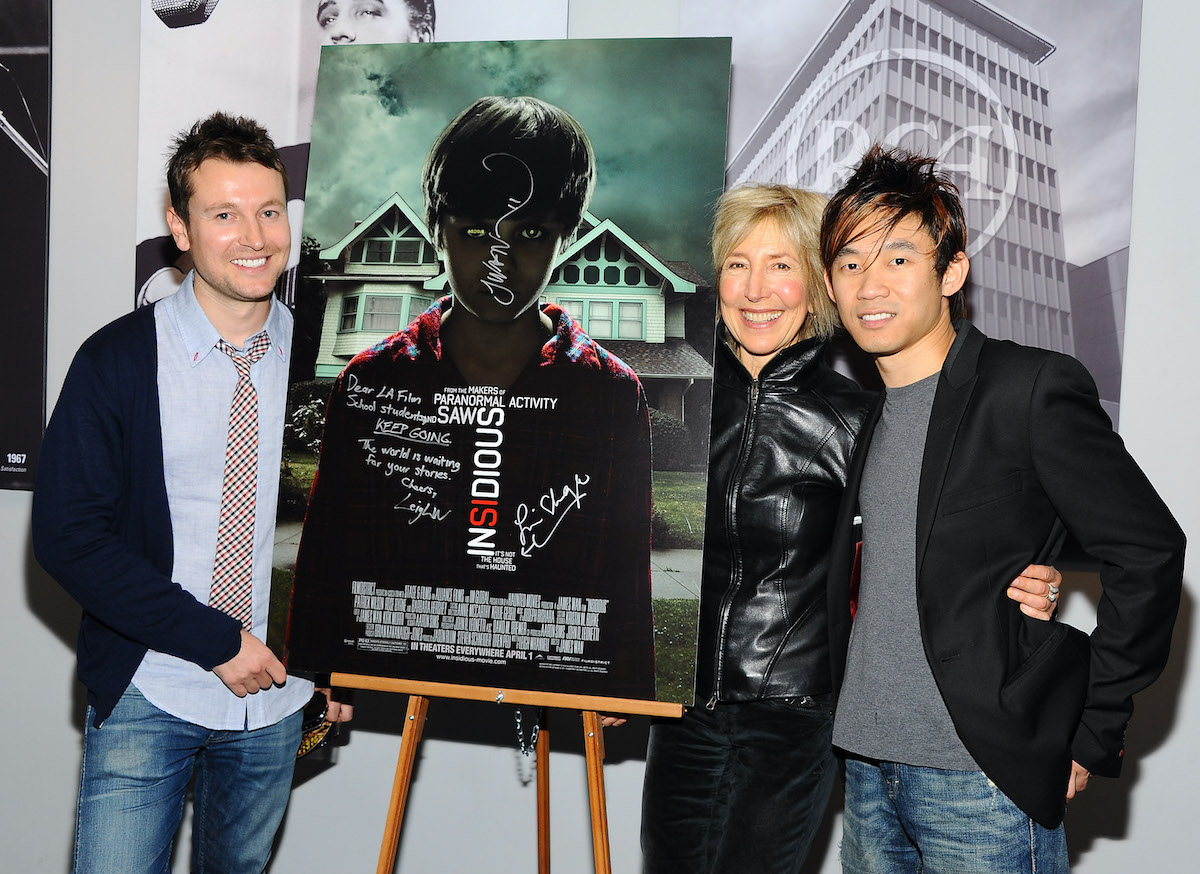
[73,684,301,874]
[841,757,1069,874]
[641,696,836,873]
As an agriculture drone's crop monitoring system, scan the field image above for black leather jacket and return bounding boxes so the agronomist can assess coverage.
[694,333,873,706]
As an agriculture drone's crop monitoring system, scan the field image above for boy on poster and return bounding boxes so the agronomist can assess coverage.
[288,96,656,699]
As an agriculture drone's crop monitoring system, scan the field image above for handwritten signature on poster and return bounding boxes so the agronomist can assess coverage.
[514,473,591,556]
[479,152,534,306]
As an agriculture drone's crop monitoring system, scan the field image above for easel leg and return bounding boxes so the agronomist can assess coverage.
[537,722,551,873]
[582,711,611,874]
[376,694,429,874]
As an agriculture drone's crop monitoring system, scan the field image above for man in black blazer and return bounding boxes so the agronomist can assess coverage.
[821,145,1184,873]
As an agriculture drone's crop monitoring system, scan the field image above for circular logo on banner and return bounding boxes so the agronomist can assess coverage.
[750,47,1021,256]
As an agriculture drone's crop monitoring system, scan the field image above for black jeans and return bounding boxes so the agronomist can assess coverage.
[641,695,835,873]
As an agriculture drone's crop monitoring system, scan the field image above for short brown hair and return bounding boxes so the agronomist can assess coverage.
[712,184,839,342]
[167,112,288,225]
[820,144,968,320]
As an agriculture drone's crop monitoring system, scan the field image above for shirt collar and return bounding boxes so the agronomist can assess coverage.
[165,271,289,368]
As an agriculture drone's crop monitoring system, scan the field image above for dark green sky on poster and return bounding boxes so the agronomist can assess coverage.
[304,37,731,281]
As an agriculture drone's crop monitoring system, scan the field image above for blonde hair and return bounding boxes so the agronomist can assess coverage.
[711,184,839,342]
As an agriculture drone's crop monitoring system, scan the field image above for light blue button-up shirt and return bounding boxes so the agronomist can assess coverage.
[132,274,312,730]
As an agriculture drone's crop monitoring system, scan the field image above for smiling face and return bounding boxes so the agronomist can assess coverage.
[718,218,812,378]
[166,158,291,314]
[825,212,968,387]
[440,211,565,325]
[316,0,428,45]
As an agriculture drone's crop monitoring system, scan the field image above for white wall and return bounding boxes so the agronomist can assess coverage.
[1064,0,1200,868]
[4,0,1194,870]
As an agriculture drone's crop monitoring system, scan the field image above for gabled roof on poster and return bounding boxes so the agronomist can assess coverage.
[559,214,698,295]
[600,339,713,380]
[662,259,709,287]
[319,193,432,260]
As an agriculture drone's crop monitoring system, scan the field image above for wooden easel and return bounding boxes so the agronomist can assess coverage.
[330,673,683,874]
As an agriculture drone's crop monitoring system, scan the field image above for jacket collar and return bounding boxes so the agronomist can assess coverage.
[941,319,984,389]
[717,325,829,387]
[915,320,983,575]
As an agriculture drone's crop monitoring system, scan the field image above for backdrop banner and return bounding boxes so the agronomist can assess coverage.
[682,0,1143,428]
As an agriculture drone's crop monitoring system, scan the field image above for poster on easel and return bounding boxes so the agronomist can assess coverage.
[273,36,730,703]
[0,0,50,491]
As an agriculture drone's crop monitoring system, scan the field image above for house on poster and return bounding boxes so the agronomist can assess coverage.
[308,194,714,437]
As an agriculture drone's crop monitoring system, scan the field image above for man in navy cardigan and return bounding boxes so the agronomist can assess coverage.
[33,113,350,874]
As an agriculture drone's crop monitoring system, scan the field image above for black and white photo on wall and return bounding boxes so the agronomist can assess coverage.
[0,0,51,491]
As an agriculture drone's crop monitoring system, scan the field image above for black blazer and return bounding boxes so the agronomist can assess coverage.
[828,323,1185,828]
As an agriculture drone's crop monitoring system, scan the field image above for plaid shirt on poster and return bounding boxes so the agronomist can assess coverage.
[289,298,656,700]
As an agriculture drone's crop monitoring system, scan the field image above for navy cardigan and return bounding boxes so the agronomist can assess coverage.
[33,305,242,726]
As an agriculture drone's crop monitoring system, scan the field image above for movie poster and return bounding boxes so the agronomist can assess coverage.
[276,37,730,703]
[0,0,50,491]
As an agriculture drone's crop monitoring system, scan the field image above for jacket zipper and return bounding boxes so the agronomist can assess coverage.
[709,375,760,708]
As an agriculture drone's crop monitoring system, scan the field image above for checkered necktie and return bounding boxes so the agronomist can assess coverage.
[209,332,272,629]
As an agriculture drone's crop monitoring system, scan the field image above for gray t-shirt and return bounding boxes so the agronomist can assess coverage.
[832,372,978,770]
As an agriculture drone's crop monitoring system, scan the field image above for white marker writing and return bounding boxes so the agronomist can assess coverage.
[479,152,535,306]
[514,474,591,557]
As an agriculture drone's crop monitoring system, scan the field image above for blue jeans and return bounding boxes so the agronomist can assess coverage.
[641,696,836,873]
[841,757,1069,874]
[74,685,302,874]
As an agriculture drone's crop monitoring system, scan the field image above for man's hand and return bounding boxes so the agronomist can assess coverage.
[1066,760,1090,800]
[1006,564,1063,620]
[213,630,288,696]
[599,714,627,728]
[316,687,355,723]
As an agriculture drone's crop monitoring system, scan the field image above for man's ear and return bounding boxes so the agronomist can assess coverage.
[415,22,434,43]
[165,207,192,253]
[940,252,968,297]
[824,271,837,303]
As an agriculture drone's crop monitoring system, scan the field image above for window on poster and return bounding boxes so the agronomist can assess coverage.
[560,300,646,340]
[589,301,613,336]
[339,293,432,334]
[339,295,360,331]
[352,212,435,266]
[619,302,645,339]
[363,295,404,332]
